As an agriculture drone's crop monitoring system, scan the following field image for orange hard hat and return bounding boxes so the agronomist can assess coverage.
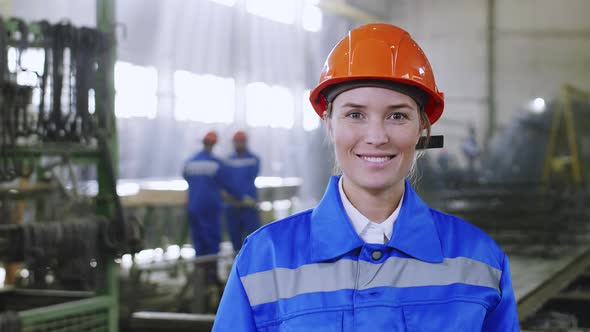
[203,131,218,144]
[309,23,445,125]
[232,131,247,142]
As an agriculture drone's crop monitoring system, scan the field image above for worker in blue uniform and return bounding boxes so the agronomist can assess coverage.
[213,23,519,331]
[462,124,481,177]
[225,130,261,252]
[183,131,241,256]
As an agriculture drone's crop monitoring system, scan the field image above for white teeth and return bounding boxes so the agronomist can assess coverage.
[362,156,391,163]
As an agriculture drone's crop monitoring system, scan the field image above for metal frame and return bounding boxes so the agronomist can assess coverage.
[518,247,590,323]
[1,0,121,330]
[542,84,590,187]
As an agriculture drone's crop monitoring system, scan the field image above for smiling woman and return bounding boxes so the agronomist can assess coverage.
[213,23,520,332]
[325,87,422,221]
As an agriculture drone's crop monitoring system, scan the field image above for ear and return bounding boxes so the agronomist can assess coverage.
[416,124,424,143]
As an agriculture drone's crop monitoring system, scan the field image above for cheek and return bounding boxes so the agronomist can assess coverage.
[332,132,351,155]
[392,128,421,150]
[330,122,352,145]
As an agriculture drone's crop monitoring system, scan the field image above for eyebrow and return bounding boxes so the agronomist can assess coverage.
[387,103,415,110]
[340,102,415,110]
[340,102,366,109]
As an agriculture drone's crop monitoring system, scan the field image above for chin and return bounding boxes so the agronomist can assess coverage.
[358,177,401,193]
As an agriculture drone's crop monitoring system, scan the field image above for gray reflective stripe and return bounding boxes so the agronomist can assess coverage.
[357,257,502,291]
[184,160,219,175]
[241,260,357,307]
[241,256,501,306]
[228,158,258,167]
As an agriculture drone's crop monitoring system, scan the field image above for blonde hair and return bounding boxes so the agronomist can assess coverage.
[407,109,431,184]
[323,103,341,175]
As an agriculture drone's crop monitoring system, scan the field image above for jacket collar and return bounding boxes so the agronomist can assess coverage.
[310,176,443,263]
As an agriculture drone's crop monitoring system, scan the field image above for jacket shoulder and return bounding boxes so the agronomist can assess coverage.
[429,208,505,269]
[245,209,312,244]
[236,209,313,274]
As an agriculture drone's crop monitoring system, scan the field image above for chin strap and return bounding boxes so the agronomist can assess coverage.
[416,135,444,149]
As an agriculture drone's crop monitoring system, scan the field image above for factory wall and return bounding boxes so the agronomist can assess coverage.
[391,0,590,167]
[3,0,589,199]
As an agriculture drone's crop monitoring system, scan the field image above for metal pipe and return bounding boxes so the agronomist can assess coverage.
[18,296,114,325]
[485,0,496,150]
[131,312,215,331]
[95,4,118,332]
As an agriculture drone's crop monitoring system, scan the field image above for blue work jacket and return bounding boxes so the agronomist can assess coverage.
[227,150,260,199]
[213,176,520,331]
[183,150,237,215]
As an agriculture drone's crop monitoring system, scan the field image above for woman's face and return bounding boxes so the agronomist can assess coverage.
[325,87,422,195]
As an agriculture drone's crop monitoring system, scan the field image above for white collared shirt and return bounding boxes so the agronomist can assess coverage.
[338,176,403,244]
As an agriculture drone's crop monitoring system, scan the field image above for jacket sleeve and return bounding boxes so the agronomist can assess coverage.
[182,161,189,180]
[251,155,260,181]
[482,253,520,331]
[213,258,257,331]
[216,160,243,199]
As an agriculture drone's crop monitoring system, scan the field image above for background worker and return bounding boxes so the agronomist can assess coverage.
[225,130,261,252]
[461,123,481,178]
[182,131,241,256]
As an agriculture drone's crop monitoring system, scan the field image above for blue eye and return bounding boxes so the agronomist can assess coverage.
[390,112,406,120]
[346,112,363,119]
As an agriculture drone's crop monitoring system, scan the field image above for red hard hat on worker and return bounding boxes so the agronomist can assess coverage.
[232,131,247,142]
[309,23,445,125]
[203,131,218,144]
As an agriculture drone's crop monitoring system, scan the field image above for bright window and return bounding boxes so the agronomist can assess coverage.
[302,90,320,131]
[174,71,235,123]
[115,61,158,118]
[302,4,322,32]
[246,82,294,128]
[88,89,96,114]
[0,267,5,287]
[19,48,45,73]
[208,0,236,6]
[246,0,296,24]
[10,48,46,86]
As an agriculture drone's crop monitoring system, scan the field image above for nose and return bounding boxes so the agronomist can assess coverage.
[364,119,389,146]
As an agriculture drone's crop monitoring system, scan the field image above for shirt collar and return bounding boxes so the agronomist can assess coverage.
[338,176,401,243]
[311,175,443,263]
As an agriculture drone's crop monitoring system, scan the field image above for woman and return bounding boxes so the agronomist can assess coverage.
[213,23,519,331]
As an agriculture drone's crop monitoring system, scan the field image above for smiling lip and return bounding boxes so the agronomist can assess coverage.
[357,154,397,164]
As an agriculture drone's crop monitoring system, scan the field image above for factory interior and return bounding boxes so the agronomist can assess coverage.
[1,0,590,331]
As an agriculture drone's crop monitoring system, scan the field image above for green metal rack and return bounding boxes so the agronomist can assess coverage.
[1,1,123,331]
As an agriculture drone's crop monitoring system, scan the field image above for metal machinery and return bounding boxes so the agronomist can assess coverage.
[419,85,590,252]
[515,86,590,331]
[418,85,590,330]
[117,177,301,332]
[0,11,139,332]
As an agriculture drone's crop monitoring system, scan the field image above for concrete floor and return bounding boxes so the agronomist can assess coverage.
[511,244,590,300]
